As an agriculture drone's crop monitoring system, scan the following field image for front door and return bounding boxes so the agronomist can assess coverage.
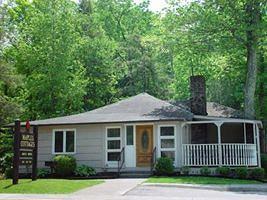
[136,125,153,167]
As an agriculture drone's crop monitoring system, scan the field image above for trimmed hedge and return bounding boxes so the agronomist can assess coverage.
[53,155,76,177]
[216,167,231,177]
[37,168,50,178]
[261,154,267,177]
[74,165,96,177]
[250,168,265,180]
[155,157,174,175]
[180,166,190,175]
[234,167,248,179]
[200,167,211,176]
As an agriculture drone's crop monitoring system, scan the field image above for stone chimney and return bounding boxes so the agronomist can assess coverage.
[190,75,208,144]
[190,75,207,115]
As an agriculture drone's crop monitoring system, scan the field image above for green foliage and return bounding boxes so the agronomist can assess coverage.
[74,165,96,177]
[0,129,13,174]
[53,155,76,177]
[0,5,22,126]
[180,166,190,175]
[6,0,87,120]
[0,0,265,122]
[216,167,231,178]
[37,168,50,178]
[0,0,265,145]
[249,168,265,180]
[0,153,13,175]
[234,167,248,179]
[4,167,13,179]
[155,157,174,176]
[200,167,211,176]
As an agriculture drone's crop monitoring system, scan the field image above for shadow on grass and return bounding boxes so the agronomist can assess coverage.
[3,180,32,189]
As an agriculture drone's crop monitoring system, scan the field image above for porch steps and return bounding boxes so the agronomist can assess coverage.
[119,170,152,178]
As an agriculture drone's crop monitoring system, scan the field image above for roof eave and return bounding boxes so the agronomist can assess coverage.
[4,118,189,127]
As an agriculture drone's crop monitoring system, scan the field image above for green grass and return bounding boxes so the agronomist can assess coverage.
[146,176,261,185]
[0,179,103,194]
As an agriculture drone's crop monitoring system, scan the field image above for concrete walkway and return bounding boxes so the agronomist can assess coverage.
[71,178,145,198]
[143,182,267,192]
[0,179,267,200]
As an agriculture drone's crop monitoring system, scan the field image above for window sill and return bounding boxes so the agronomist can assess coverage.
[52,152,76,155]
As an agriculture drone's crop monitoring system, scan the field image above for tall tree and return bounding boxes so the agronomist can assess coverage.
[163,0,266,118]
[244,0,262,119]
[6,0,87,119]
[78,0,118,110]
[0,3,22,125]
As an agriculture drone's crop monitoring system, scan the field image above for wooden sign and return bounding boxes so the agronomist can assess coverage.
[12,120,38,185]
[20,150,33,165]
[20,133,35,149]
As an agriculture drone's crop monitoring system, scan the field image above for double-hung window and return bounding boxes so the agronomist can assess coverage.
[53,129,76,154]
[106,127,121,163]
[159,126,176,162]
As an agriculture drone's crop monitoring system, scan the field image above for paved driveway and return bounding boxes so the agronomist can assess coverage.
[0,179,266,200]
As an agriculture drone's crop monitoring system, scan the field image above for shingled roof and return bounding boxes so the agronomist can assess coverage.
[170,100,244,118]
[27,93,194,126]
[206,102,244,118]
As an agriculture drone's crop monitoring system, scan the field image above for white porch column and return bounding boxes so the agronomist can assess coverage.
[243,123,246,144]
[215,122,223,166]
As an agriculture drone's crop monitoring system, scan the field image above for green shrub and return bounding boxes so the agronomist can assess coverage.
[180,166,190,175]
[0,129,13,174]
[4,167,13,178]
[0,153,13,174]
[74,165,96,177]
[155,157,174,175]
[37,168,50,178]
[261,154,267,176]
[53,155,76,177]
[234,167,248,179]
[250,168,265,180]
[216,167,231,177]
[200,167,211,176]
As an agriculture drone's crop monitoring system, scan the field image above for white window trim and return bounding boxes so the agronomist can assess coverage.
[158,125,177,166]
[52,129,76,155]
[105,126,122,166]
[125,124,135,146]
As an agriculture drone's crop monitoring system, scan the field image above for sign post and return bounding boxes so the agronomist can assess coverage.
[12,120,20,185]
[32,125,38,181]
[12,119,38,184]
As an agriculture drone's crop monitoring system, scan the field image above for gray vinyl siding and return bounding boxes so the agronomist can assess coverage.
[37,122,183,171]
[38,124,106,171]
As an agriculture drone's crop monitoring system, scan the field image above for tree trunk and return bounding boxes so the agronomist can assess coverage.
[258,51,265,118]
[258,51,266,153]
[244,0,260,119]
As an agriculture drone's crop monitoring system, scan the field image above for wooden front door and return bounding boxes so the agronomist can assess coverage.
[136,125,153,167]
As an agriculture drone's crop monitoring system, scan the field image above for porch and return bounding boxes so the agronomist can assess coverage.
[181,118,261,167]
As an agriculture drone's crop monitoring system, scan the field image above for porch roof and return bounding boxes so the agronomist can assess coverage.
[185,115,263,127]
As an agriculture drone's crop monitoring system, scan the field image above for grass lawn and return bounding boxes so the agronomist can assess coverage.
[146,176,261,185]
[0,179,103,194]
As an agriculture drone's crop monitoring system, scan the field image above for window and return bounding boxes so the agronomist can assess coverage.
[53,129,75,154]
[106,127,121,162]
[126,125,134,145]
[159,126,176,161]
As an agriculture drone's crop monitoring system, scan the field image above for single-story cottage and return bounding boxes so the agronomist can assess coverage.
[15,76,263,175]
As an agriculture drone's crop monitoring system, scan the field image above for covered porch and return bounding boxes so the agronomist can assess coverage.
[181,117,262,167]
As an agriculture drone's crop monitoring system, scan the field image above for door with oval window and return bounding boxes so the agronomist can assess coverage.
[136,125,153,167]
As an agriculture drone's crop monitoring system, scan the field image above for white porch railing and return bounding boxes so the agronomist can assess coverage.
[182,144,257,166]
